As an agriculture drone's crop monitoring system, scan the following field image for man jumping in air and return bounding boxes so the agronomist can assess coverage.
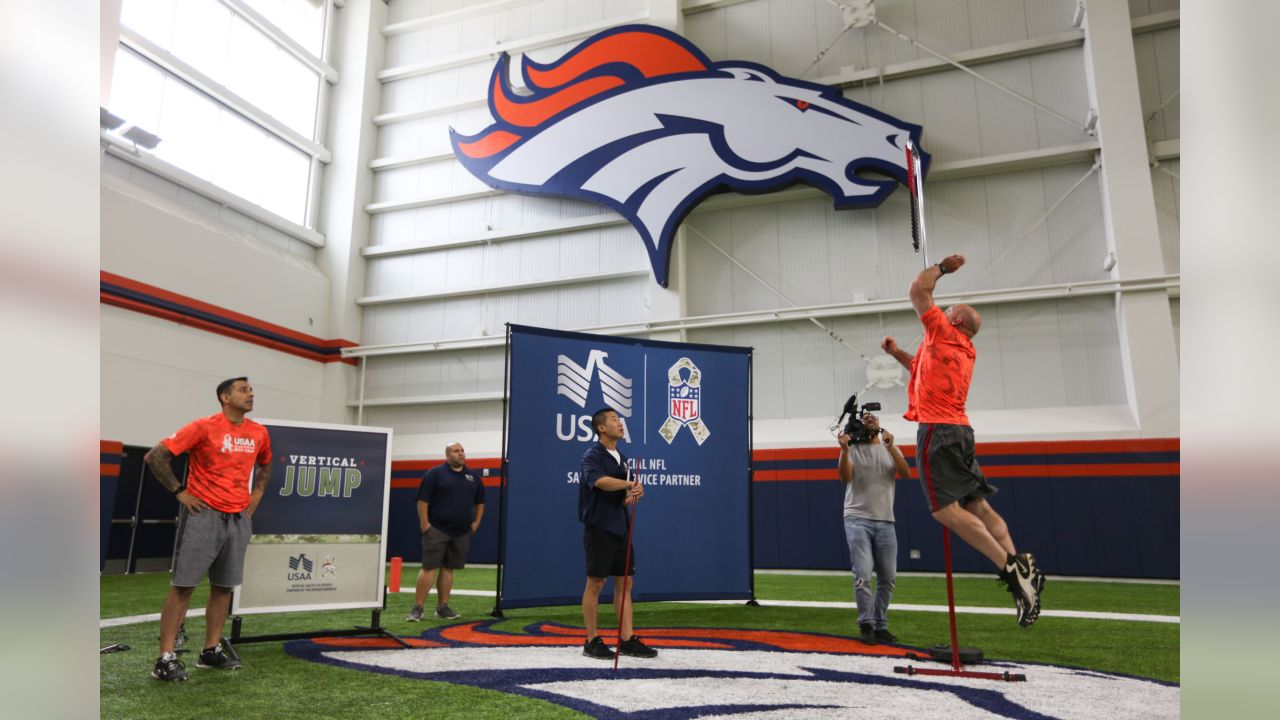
[881,254,1045,627]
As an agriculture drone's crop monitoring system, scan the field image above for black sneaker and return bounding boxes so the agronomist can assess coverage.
[405,605,424,622]
[859,623,876,643]
[196,644,242,670]
[1000,553,1041,627]
[152,652,188,682]
[618,635,658,658]
[435,604,460,620]
[582,636,615,660]
[874,628,897,643]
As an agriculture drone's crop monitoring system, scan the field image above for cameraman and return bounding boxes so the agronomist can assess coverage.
[838,412,910,644]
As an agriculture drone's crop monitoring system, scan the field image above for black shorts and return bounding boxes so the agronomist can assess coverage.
[583,526,635,578]
[916,423,997,512]
[420,526,471,570]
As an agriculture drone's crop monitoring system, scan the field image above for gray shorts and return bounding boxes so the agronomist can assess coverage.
[171,506,252,588]
[916,423,997,512]
[421,526,471,570]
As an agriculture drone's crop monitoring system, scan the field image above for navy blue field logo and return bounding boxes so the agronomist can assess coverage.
[451,25,929,287]
[285,621,1178,719]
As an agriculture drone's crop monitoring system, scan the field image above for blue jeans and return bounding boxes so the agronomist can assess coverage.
[843,516,897,629]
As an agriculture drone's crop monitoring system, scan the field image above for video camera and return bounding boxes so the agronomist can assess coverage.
[837,394,882,443]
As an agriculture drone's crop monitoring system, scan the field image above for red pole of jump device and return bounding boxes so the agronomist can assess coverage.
[613,499,638,673]
[940,528,962,671]
[893,436,1025,682]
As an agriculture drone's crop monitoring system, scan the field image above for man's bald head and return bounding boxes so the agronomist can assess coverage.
[946,304,982,337]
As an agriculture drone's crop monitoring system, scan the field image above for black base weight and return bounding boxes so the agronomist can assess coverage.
[929,644,984,664]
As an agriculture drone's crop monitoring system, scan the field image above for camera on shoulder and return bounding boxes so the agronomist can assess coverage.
[836,393,881,443]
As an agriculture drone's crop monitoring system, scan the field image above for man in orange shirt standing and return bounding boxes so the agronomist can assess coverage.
[143,377,273,680]
[881,255,1044,627]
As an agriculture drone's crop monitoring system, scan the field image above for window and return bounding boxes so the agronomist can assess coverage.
[106,0,332,229]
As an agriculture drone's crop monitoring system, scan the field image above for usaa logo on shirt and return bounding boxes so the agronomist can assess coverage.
[220,434,258,455]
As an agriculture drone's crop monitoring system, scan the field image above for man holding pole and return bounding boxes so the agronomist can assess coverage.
[881,254,1045,627]
[578,407,657,660]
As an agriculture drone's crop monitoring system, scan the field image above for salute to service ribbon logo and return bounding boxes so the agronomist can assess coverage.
[451,25,928,287]
[660,357,709,445]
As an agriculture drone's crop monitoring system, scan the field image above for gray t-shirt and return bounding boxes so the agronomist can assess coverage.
[843,441,898,522]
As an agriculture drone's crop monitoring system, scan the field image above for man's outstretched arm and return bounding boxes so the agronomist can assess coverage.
[880,336,914,370]
[908,253,966,317]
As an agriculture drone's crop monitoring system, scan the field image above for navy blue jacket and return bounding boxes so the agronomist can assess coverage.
[579,442,631,537]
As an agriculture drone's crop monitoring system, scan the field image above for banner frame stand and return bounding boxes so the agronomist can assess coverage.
[745,350,758,607]
[490,323,513,619]
[224,589,410,656]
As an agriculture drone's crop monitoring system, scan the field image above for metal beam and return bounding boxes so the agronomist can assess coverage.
[356,269,649,306]
[365,188,499,214]
[370,150,455,171]
[363,213,625,258]
[681,0,753,14]
[343,274,1180,360]
[813,30,1085,88]
[1131,9,1180,34]
[364,141,1101,218]
[382,0,538,36]
[373,96,487,127]
[353,391,504,408]
[378,12,649,83]
[118,28,332,163]
[1151,139,1179,161]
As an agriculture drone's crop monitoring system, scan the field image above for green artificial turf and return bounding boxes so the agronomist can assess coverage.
[101,569,1179,720]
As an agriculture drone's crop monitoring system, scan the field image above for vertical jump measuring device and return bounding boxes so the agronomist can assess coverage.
[893,139,1025,683]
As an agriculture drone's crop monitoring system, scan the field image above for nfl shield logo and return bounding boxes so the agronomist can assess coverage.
[669,384,700,423]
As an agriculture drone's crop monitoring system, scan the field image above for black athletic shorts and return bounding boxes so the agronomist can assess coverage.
[583,526,635,578]
[916,422,997,512]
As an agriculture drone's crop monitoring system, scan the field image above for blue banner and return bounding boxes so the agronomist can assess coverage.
[502,325,752,608]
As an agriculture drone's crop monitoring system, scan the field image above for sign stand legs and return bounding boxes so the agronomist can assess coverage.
[224,588,411,655]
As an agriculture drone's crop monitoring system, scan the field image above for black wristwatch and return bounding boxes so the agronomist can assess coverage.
[937,263,948,275]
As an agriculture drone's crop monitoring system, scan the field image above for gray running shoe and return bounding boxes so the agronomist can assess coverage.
[435,604,461,620]
[405,604,424,622]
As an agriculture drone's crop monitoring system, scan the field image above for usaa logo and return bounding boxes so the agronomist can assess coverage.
[286,553,313,581]
[284,621,1178,719]
[554,349,633,443]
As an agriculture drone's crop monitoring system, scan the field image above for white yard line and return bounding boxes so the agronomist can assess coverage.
[101,585,1179,629]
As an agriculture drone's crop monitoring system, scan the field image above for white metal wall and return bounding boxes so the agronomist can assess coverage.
[354,0,1179,452]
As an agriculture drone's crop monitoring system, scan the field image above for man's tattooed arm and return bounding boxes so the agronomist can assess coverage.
[144,443,182,493]
[248,461,273,516]
[145,443,207,513]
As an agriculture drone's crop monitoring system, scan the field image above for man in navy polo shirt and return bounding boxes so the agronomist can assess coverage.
[406,442,485,622]
[579,407,657,660]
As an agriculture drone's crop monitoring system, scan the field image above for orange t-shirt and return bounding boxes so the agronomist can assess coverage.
[904,305,975,426]
[162,412,272,513]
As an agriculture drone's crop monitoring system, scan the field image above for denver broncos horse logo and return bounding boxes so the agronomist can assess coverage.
[451,25,929,287]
